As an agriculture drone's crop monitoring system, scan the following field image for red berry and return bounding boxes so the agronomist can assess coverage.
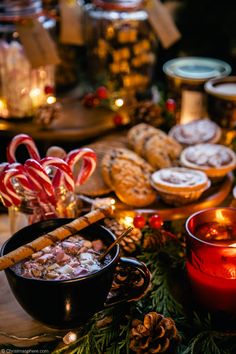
[83,93,100,108]
[96,86,108,100]
[149,214,163,229]
[133,214,146,229]
[113,114,123,126]
[44,85,54,95]
[165,98,176,113]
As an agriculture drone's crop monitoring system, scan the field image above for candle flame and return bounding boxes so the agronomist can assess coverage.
[229,243,236,247]
[215,209,225,223]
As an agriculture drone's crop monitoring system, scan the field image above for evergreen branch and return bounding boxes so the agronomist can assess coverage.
[181,330,236,354]
[138,249,184,318]
[150,264,184,317]
[52,306,131,354]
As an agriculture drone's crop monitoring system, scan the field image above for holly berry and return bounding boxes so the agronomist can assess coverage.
[83,93,100,108]
[96,86,109,100]
[44,85,54,95]
[113,114,123,126]
[133,214,146,229]
[149,214,163,229]
[165,98,176,113]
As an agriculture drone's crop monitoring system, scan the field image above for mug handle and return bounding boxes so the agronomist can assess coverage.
[104,257,151,307]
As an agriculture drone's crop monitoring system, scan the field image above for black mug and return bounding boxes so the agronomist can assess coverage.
[1,218,150,328]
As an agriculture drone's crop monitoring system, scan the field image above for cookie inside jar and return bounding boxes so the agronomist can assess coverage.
[12,234,111,281]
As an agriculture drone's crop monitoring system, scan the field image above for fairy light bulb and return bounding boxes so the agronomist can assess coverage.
[115,98,124,108]
[47,96,56,104]
[63,331,78,345]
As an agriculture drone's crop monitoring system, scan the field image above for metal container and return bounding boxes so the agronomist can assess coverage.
[163,57,231,124]
[205,76,236,129]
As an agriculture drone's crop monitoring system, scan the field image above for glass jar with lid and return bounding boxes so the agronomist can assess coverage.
[84,0,158,100]
[0,0,56,119]
[163,57,231,124]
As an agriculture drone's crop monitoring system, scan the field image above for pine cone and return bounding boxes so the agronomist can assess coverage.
[130,101,164,127]
[142,229,171,251]
[130,312,180,354]
[104,218,142,254]
[34,102,62,127]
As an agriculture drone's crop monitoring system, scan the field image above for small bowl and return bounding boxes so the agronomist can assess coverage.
[151,167,211,206]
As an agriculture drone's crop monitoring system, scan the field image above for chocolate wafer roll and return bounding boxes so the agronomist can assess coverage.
[0,205,113,271]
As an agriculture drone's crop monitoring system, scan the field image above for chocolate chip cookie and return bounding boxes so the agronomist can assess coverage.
[102,147,157,206]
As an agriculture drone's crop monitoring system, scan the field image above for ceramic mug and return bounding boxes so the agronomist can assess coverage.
[1,218,150,328]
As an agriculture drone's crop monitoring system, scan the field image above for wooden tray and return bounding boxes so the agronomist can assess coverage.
[114,173,234,221]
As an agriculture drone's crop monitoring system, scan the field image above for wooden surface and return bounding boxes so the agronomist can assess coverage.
[0,100,115,143]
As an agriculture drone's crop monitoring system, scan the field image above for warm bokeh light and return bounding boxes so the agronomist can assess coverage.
[115,98,124,108]
[121,216,134,228]
[47,96,57,104]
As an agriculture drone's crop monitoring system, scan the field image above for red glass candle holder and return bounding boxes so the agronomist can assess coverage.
[185,207,236,315]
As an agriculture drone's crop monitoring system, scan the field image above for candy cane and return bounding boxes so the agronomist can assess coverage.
[40,157,75,192]
[0,167,33,207]
[0,162,10,173]
[24,159,56,206]
[7,134,40,163]
[65,148,97,186]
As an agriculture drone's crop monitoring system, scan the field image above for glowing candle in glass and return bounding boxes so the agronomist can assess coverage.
[185,207,236,315]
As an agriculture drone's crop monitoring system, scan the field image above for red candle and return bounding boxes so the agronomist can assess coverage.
[186,208,236,314]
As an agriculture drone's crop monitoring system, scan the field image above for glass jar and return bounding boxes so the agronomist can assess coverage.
[43,1,84,92]
[163,57,231,124]
[84,0,158,99]
[8,186,80,234]
[0,0,56,119]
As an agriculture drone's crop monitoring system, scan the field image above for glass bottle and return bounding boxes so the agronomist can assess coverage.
[0,0,56,119]
[84,0,158,100]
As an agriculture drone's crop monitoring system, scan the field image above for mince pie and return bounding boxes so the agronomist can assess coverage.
[180,143,236,180]
[151,167,210,205]
[169,119,222,146]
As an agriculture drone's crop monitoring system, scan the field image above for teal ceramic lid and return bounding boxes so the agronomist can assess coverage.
[163,57,231,83]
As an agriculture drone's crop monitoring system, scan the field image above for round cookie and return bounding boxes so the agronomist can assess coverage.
[101,147,157,207]
[135,128,168,157]
[144,134,182,162]
[127,123,157,150]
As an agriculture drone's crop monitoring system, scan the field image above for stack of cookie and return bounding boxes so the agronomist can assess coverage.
[101,147,157,207]
[127,123,182,169]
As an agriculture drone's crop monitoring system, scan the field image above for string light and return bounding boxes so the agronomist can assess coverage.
[47,96,57,104]
[63,331,78,345]
[114,98,124,108]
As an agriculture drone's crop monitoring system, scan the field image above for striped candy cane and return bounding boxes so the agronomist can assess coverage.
[24,159,56,206]
[65,148,97,186]
[7,134,41,163]
[40,157,75,192]
[0,165,34,207]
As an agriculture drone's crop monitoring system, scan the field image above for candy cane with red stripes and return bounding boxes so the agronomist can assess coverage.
[7,134,41,163]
